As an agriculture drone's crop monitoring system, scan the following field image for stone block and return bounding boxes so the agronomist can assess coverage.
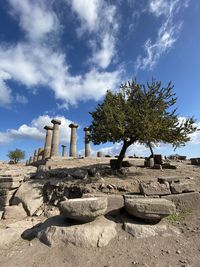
[158,176,184,184]
[154,154,163,165]
[71,169,88,179]
[139,181,171,196]
[124,198,176,222]
[170,181,196,194]
[59,197,107,222]
[0,180,21,189]
[162,192,200,211]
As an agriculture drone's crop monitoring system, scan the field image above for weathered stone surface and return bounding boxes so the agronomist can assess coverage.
[124,221,180,239]
[38,216,117,248]
[59,197,107,222]
[11,180,45,216]
[110,159,132,169]
[162,192,200,210]
[71,169,88,179]
[0,180,21,189]
[0,210,3,219]
[0,189,17,208]
[3,204,27,220]
[154,154,163,165]
[170,181,196,194]
[125,198,176,222]
[0,219,40,248]
[139,181,171,196]
[0,175,24,182]
[157,176,188,184]
[82,193,124,215]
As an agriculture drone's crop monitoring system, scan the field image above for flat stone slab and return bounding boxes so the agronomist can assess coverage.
[139,181,171,196]
[38,216,117,248]
[157,176,191,184]
[170,181,196,194]
[162,192,200,211]
[124,221,180,239]
[59,197,107,222]
[125,198,176,222]
[0,181,21,189]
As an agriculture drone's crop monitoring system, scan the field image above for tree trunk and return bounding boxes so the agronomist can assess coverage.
[115,141,129,170]
[148,142,154,157]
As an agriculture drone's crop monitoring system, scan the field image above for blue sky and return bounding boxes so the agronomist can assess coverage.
[0,0,200,161]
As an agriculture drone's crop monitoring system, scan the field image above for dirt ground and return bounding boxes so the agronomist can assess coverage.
[0,160,200,267]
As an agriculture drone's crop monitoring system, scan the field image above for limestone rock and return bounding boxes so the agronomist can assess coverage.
[11,180,45,216]
[158,176,188,184]
[0,180,21,189]
[170,181,196,194]
[139,181,171,196]
[125,198,176,222]
[38,216,117,248]
[59,197,107,222]
[82,193,124,215]
[71,169,88,179]
[3,203,27,220]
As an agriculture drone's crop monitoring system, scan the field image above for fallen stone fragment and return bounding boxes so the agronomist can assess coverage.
[157,176,190,184]
[11,180,45,216]
[139,181,171,196]
[59,197,107,222]
[71,169,88,179]
[162,192,200,210]
[3,203,27,220]
[170,181,196,194]
[38,216,117,248]
[125,198,176,222]
[0,181,21,189]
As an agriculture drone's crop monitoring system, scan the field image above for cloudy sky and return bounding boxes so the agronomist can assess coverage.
[0,0,200,160]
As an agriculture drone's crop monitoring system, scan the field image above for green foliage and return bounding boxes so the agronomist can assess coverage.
[89,79,198,169]
[7,148,25,164]
[167,209,192,223]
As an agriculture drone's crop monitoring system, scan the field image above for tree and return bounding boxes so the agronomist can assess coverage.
[7,148,25,164]
[89,79,197,169]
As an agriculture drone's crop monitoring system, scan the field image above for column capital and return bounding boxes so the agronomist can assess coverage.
[83,127,90,132]
[51,119,61,125]
[44,125,54,130]
[61,144,66,147]
[69,123,78,129]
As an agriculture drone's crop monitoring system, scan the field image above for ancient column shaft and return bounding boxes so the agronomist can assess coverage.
[50,119,61,157]
[33,149,38,162]
[43,126,53,159]
[69,123,78,158]
[84,127,91,157]
[61,145,67,157]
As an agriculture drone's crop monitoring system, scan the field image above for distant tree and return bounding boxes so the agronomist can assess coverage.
[89,79,197,170]
[7,148,25,164]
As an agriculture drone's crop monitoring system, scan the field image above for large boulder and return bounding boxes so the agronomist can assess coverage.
[139,181,171,196]
[71,169,88,179]
[11,180,45,216]
[38,216,117,248]
[124,198,176,222]
[59,197,107,222]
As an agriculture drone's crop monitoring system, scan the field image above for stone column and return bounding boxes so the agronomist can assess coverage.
[33,149,38,162]
[29,156,33,164]
[84,127,91,157]
[69,123,78,158]
[50,119,61,157]
[61,145,67,157]
[43,126,53,159]
[25,160,29,166]
[37,147,44,161]
[97,151,104,158]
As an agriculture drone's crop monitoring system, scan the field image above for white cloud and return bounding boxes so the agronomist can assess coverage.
[67,0,118,69]
[135,0,188,71]
[8,0,59,41]
[15,94,28,104]
[0,71,13,107]
[0,115,74,146]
